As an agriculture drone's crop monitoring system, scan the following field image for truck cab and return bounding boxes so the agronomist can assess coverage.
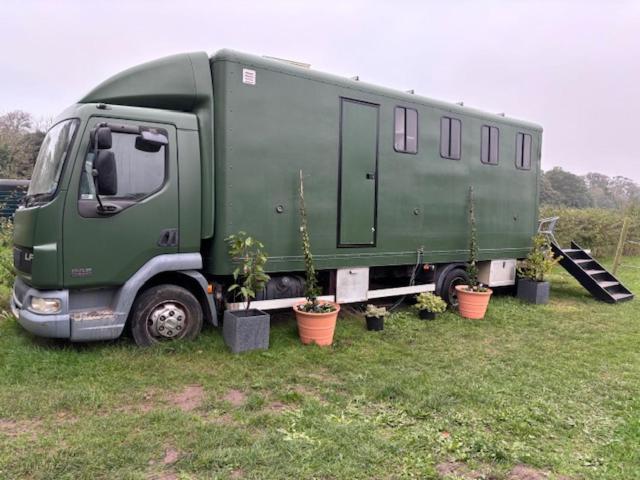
[12,103,214,344]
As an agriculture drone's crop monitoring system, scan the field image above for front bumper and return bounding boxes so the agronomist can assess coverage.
[11,278,70,338]
[11,277,124,341]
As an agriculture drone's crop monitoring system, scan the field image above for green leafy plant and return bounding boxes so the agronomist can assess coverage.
[364,304,389,318]
[517,234,562,282]
[0,218,14,289]
[298,170,336,314]
[414,292,447,313]
[465,186,487,292]
[225,232,270,310]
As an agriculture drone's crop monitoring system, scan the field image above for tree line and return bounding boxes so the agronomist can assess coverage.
[1,110,639,210]
[0,111,48,180]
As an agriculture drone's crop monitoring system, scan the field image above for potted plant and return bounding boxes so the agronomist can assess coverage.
[414,292,447,320]
[516,234,561,304]
[364,304,388,331]
[455,186,493,319]
[223,232,271,353]
[293,171,340,346]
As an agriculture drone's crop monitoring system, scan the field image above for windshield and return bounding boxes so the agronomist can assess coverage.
[27,119,79,199]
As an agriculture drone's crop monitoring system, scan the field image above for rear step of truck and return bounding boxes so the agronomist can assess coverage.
[551,240,634,303]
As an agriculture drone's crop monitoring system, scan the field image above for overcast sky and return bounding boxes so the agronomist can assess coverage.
[1,0,638,181]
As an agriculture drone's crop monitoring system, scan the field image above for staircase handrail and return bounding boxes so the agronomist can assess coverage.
[538,216,560,245]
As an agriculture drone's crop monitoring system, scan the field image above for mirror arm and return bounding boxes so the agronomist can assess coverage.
[91,169,106,212]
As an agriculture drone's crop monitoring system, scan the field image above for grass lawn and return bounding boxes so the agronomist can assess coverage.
[0,258,639,480]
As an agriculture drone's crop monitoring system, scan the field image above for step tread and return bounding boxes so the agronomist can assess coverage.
[562,249,582,253]
[574,259,593,264]
[611,293,633,300]
[584,269,607,275]
[599,281,620,288]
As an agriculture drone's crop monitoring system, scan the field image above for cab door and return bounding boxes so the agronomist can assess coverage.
[62,118,179,288]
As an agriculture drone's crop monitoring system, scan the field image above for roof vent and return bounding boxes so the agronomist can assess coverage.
[262,55,311,69]
[497,112,506,117]
[406,89,415,94]
[456,101,464,106]
[350,76,360,81]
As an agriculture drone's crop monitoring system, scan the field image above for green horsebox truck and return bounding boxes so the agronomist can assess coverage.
[11,49,541,345]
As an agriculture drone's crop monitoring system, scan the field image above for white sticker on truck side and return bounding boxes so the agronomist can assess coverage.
[242,68,256,85]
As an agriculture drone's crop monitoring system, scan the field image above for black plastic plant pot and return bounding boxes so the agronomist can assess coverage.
[223,309,270,353]
[517,279,550,305]
[419,310,436,320]
[365,315,384,331]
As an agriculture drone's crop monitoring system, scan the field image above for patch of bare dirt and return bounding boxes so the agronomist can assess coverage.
[436,461,495,479]
[230,468,245,479]
[171,385,205,412]
[0,419,41,439]
[507,465,556,480]
[266,401,287,412]
[223,389,247,407]
[163,447,180,465]
[147,473,177,480]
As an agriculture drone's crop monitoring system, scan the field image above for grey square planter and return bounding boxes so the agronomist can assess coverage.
[517,279,550,304]
[223,309,270,353]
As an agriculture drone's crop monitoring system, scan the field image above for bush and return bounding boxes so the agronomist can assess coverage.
[517,234,562,282]
[0,219,13,286]
[540,206,640,258]
[0,219,14,309]
[414,292,447,313]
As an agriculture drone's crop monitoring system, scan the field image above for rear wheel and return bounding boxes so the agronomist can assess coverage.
[130,285,203,347]
[440,268,470,308]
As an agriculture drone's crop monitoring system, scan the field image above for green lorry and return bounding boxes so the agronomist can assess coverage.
[11,49,542,345]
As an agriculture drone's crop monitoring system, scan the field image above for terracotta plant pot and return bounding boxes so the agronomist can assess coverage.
[293,301,341,346]
[455,285,493,319]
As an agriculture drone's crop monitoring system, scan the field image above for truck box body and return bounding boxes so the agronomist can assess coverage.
[209,51,541,275]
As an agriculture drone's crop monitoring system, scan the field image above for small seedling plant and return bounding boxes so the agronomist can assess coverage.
[364,304,389,318]
[298,170,336,313]
[414,292,447,313]
[518,234,562,282]
[225,232,270,311]
[465,186,488,292]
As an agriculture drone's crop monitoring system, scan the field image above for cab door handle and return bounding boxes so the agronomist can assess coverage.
[366,172,376,180]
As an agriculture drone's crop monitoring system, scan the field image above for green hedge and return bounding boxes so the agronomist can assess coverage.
[540,206,640,258]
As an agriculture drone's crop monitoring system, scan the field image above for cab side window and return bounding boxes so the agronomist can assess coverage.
[80,131,166,201]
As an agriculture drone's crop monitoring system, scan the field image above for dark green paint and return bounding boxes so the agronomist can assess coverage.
[62,117,180,288]
[339,99,378,246]
[16,49,542,291]
[80,52,215,240]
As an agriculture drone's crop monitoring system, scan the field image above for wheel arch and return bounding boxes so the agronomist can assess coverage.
[112,254,217,336]
[137,271,216,327]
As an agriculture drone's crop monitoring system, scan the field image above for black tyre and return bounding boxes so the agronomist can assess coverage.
[130,284,203,347]
[440,268,470,308]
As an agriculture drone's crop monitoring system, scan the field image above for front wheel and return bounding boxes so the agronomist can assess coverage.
[130,285,203,347]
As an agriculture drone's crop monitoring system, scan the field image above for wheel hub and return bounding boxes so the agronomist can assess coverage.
[148,302,186,338]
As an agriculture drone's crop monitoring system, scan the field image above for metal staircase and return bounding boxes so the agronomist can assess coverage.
[538,217,634,304]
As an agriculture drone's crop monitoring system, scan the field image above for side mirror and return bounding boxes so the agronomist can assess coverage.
[135,130,168,153]
[94,151,117,196]
[90,127,112,150]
